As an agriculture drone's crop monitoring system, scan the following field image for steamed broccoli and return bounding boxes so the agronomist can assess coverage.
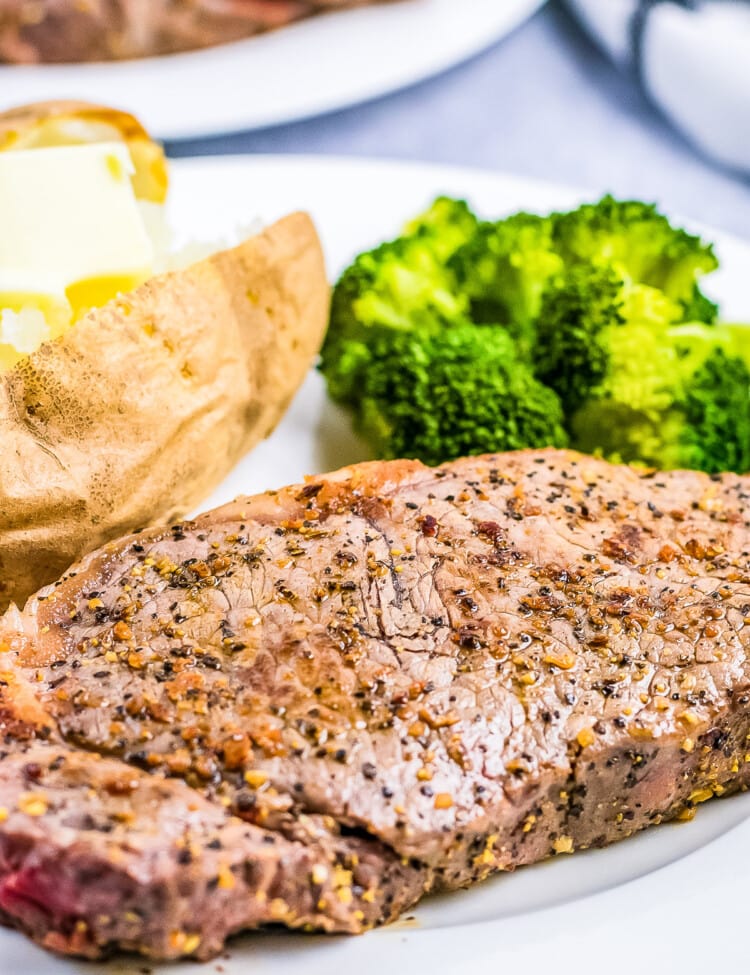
[403,195,480,260]
[446,195,717,354]
[551,195,718,319]
[535,264,750,473]
[320,193,742,474]
[449,213,564,352]
[321,197,567,464]
[321,197,477,403]
[680,283,719,325]
[355,323,568,465]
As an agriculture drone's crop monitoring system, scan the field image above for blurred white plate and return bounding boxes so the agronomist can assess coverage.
[0,0,545,141]
[1,156,749,974]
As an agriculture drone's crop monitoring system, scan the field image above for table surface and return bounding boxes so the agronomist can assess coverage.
[168,1,750,241]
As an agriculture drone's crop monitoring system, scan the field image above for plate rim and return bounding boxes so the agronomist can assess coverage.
[166,151,750,252]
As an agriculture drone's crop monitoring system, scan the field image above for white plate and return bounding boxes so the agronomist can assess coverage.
[0,0,545,140]
[2,156,749,974]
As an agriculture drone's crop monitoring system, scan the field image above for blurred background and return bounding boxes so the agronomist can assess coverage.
[3,0,748,233]
[164,0,750,237]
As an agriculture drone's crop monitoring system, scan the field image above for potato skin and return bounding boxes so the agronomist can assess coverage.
[0,212,329,608]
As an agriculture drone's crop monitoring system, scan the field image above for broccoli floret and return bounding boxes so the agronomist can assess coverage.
[535,265,750,473]
[403,196,480,261]
[354,323,568,466]
[676,333,750,473]
[534,264,624,416]
[680,283,719,324]
[321,193,738,474]
[534,264,685,414]
[551,195,718,312]
[450,213,564,352]
[321,197,478,403]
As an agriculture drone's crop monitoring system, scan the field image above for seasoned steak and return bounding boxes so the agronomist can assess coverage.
[2,448,750,960]
[0,0,390,63]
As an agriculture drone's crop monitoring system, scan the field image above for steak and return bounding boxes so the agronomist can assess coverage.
[0,0,391,63]
[2,448,750,960]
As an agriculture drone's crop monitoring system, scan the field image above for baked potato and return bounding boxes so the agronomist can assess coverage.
[0,102,329,609]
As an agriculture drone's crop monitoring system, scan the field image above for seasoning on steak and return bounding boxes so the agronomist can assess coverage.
[2,447,750,961]
[0,0,392,63]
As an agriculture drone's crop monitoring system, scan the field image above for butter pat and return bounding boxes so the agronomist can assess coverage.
[0,142,154,323]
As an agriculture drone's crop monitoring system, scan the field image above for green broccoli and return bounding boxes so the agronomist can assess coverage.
[680,283,719,325]
[534,264,685,415]
[321,197,478,403]
[551,195,718,318]
[445,195,717,353]
[449,213,564,352]
[403,195,480,261]
[354,323,568,466]
[535,264,750,473]
[320,193,742,474]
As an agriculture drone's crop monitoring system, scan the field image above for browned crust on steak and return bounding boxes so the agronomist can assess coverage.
[2,448,750,959]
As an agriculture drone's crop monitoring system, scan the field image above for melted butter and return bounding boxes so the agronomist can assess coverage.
[66,271,150,321]
[0,142,156,371]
